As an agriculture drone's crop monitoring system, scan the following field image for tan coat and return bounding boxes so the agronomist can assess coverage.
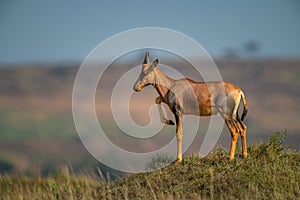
[134,52,248,162]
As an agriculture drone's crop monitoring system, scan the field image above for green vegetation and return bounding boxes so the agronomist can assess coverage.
[0,132,299,199]
[0,109,75,140]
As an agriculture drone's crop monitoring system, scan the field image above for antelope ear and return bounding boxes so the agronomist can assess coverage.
[153,59,159,66]
[143,51,150,64]
[145,59,159,74]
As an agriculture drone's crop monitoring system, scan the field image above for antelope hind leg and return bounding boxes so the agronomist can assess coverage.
[225,119,238,160]
[240,121,248,158]
[231,119,248,158]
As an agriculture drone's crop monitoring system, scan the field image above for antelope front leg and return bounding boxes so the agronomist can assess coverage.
[155,97,175,125]
[175,115,183,163]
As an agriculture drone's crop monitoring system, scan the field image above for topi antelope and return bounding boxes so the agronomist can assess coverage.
[133,52,248,162]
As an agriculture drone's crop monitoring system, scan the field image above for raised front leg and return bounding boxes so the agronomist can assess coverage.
[155,96,174,125]
[175,114,183,163]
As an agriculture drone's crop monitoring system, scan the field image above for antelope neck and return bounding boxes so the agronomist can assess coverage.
[153,68,175,99]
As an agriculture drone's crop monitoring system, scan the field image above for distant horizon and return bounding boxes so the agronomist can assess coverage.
[1,55,299,68]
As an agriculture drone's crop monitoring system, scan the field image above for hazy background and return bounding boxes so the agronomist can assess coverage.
[0,1,299,177]
[1,0,300,63]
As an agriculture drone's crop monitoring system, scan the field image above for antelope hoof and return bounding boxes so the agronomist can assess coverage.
[176,158,182,163]
[166,120,175,125]
[172,158,182,164]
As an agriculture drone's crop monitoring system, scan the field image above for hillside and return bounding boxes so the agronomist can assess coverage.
[0,132,299,199]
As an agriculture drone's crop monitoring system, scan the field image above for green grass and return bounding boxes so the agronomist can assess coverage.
[0,109,76,140]
[0,132,299,199]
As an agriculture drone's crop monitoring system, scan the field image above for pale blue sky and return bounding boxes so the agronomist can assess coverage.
[0,0,299,64]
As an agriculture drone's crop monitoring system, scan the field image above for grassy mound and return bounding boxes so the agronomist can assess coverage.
[0,132,299,199]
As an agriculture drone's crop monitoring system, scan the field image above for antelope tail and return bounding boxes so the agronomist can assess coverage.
[240,92,248,121]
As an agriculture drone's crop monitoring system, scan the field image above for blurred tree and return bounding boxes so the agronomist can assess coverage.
[223,47,239,59]
[0,160,14,173]
[223,40,260,59]
[243,40,260,56]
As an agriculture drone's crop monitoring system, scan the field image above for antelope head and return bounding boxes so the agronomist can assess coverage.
[133,52,159,92]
